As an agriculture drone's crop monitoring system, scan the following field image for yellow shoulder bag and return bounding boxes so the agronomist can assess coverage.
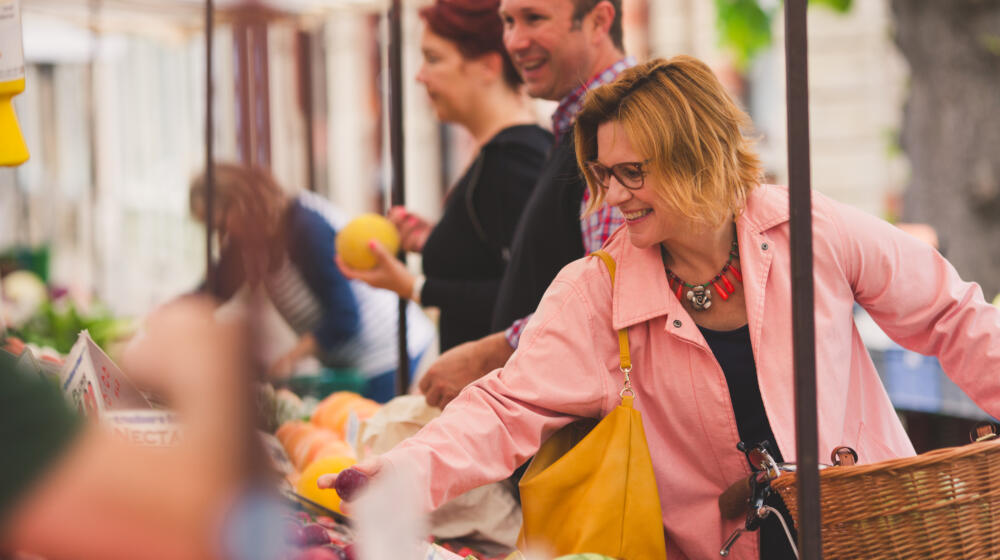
[517,250,667,559]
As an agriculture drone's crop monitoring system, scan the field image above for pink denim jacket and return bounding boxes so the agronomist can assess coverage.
[382,185,1000,559]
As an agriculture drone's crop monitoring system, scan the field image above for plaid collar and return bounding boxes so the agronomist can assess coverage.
[551,56,637,143]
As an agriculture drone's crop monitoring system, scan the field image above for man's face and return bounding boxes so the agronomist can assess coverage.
[500,0,595,101]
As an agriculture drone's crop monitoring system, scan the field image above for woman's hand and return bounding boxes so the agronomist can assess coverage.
[317,458,382,502]
[336,240,415,299]
[418,331,513,409]
[388,206,431,253]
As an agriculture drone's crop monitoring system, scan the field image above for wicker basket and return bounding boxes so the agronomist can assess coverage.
[771,440,1000,559]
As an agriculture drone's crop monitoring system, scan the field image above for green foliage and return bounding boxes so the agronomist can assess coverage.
[715,0,775,70]
[979,34,1000,56]
[9,300,132,355]
[811,0,853,12]
[716,0,854,68]
[883,127,903,159]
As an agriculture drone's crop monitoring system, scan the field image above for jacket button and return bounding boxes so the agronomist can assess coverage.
[673,319,683,328]
[761,242,769,251]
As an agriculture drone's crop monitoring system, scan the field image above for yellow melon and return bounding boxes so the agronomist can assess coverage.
[335,214,400,270]
[295,455,357,515]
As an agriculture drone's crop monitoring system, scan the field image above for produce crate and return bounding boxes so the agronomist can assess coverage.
[0,245,50,281]
[286,368,365,399]
[870,346,992,420]
[879,347,942,413]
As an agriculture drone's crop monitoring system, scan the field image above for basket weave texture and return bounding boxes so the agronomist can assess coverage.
[771,440,1000,559]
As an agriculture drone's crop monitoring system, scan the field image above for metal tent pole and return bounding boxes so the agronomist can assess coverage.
[204,0,215,293]
[784,0,821,557]
[296,30,316,192]
[388,0,410,396]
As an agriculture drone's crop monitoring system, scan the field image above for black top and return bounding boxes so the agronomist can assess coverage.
[699,324,780,455]
[421,125,552,351]
[491,129,587,332]
[699,324,796,560]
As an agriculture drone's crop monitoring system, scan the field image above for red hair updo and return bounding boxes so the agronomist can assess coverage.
[419,0,522,88]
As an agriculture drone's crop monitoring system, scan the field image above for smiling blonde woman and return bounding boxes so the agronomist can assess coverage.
[328,55,1000,560]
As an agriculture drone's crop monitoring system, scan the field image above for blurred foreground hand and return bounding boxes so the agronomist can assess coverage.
[3,296,265,560]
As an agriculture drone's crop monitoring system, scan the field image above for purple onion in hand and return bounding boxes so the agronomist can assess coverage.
[333,468,369,502]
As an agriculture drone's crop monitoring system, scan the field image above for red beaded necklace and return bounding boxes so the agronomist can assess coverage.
[660,238,742,312]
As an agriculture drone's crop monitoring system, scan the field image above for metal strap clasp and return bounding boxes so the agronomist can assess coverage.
[619,365,634,398]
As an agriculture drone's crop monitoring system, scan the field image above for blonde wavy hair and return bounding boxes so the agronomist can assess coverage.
[575,56,762,228]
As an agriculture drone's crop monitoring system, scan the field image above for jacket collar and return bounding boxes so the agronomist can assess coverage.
[609,185,790,331]
[738,184,791,234]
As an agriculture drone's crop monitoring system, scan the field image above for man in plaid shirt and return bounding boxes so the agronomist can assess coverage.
[419,0,632,408]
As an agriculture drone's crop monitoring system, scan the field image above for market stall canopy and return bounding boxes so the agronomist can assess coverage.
[22,0,386,37]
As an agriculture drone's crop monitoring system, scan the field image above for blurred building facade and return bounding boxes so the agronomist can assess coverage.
[1,0,908,318]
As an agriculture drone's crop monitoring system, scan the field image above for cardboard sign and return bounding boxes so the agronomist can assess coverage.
[12,345,43,378]
[13,345,61,381]
[55,333,183,448]
[60,330,150,418]
[104,409,182,447]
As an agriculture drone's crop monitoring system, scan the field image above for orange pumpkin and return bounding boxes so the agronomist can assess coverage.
[311,392,363,430]
[328,399,381,437]
[275,420,307,445]
[308,439,356,465]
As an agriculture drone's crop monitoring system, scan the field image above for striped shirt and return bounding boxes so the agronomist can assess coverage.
[267,191,434,378]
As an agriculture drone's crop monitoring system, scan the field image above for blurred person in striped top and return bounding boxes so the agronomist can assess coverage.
[190,163,434,402]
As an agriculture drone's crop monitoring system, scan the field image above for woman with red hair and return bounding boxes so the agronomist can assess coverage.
[340,0,552,356]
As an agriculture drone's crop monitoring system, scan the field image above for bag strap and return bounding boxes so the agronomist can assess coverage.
[590,250,634,398]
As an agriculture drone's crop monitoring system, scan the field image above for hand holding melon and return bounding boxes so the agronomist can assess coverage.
[334,215,416,298]
[335,214,400,270]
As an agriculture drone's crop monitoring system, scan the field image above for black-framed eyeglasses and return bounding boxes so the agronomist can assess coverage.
[584,159,650,191]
